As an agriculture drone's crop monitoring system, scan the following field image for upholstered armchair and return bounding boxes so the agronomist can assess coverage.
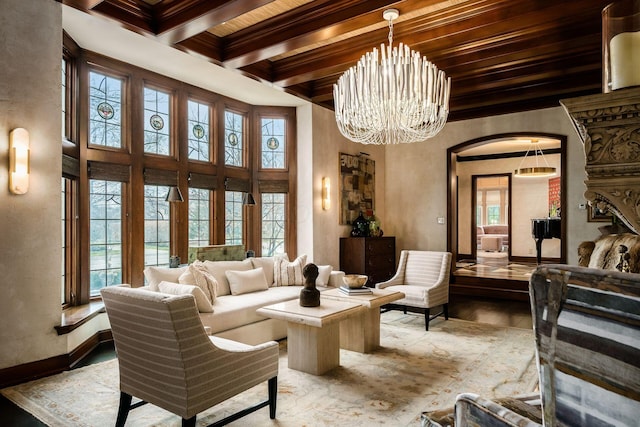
[422,264,640,427]
[376,250,452,330]
[101,286,279,427]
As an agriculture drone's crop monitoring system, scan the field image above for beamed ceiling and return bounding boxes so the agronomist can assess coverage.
[61,0,611,121]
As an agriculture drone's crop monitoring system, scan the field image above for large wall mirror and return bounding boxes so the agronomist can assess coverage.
[448,133,567,264]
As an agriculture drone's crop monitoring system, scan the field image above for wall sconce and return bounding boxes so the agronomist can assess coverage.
[322,177,331,210]
[9,128,30,195]
[243,192,256,206]
[165,186,184,202]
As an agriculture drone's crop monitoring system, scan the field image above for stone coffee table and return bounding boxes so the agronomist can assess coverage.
[257,299,361,375]
[322,287,405,353]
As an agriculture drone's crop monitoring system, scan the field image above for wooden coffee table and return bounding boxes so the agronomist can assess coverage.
[321,288,405,353]
[257,299,361,375]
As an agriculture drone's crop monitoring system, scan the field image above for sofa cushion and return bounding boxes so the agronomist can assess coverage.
[274,254,307,286]
[143,266,188,291]
[157,281,214,313]
[203,259,253,296]
[188,261,218,303]
[316,265,333,286]
[250,257,275,286]
[226,268,270,295]
[199,286,303,334]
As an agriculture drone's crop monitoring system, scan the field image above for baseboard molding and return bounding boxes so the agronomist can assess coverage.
[0,329,113,388]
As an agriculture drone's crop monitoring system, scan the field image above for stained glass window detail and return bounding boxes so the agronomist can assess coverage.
[144,87,170,155]
[89,179,123,296]
[144,185,170,266]
[261,118,286,169]
[262,193,285,256]
[225,191,243,245]
[89,71,122,148]
[189,188,210,247]
[225,110,244,166]
[187,100,210,161]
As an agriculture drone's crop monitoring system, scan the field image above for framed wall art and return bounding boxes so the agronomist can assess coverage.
[339,152,375,225]
[587,203,612,222]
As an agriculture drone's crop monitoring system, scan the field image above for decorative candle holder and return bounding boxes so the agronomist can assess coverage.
[603,0,640,92]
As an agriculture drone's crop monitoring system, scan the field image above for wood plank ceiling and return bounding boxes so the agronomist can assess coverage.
[61,0,612,121]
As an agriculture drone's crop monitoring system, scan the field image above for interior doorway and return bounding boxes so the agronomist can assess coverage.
[473,174,511,260]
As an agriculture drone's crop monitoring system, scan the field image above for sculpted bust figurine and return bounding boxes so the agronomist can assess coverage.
[299,263,321,307]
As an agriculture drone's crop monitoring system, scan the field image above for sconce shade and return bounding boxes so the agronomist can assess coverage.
[9,128,30,195]
[165,186,184,202]
[322,177,331,210]
[243,192,256,205]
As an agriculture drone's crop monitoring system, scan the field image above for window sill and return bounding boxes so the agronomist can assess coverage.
[55,301,105,335]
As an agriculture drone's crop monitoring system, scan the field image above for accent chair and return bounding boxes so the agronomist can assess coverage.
[422,264,640,426]
[376,250,452,330]
[100,285,279,427]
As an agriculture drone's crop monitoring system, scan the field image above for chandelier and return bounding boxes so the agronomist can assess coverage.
[333,9,451,145]
[514,140,557,178]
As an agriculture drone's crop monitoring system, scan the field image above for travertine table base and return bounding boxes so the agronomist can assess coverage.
[257,299,361,375]
[322,288,405,353]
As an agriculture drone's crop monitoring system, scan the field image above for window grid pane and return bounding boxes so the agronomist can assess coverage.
[187,100,210,161]
[224,110,244,166]
[89,71,122,148]
[261,193,285,256]
[189,188,210,247]
[261,118,286,169]
[62,59,67,140]
[144,87,171,155]
[144,185,170,267]
[225,191,243,245]
[89,179,123,297]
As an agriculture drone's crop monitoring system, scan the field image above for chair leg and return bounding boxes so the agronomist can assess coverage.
[268,376,278,419]
[182,416,196,427]
[116,392,132,427]
[424,308,430,331]
[443,303,449,320]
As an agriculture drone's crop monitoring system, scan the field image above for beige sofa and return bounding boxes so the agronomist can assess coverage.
[143,257,344,345]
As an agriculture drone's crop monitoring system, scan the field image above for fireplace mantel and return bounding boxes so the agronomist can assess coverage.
[561,87,640,234]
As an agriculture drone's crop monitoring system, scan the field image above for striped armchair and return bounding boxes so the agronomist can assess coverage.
[376,250,452,330]
[100,286,279,427]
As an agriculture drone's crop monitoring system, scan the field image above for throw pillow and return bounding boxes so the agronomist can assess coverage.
[177,268,195,285]
[250,257,275,286]
[274,254,307,286]
[143,265,188,291]
[157,281,214,313]
[226,268,269,295]
[316,265,333,286]
[189,260,217,304]
[202,259,253,296]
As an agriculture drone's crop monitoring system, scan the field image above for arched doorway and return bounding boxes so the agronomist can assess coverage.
[447,133,567,300]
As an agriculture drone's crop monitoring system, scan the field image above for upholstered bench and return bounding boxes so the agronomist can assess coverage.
[480,236,502,252]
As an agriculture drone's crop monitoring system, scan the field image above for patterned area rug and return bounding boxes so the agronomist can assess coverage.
[1,313,538,427]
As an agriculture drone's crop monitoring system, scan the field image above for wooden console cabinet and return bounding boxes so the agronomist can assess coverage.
[340,237,396,287]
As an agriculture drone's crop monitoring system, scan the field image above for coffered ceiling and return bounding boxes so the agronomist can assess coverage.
[61,0,611,121]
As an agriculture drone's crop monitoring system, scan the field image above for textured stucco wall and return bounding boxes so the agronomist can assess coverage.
[0,0,65,368]
[383,107,602,265]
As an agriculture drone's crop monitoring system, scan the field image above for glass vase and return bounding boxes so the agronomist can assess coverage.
[603,0,640,92]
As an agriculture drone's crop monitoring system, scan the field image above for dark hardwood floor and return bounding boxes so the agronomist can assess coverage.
[0,294,532,426]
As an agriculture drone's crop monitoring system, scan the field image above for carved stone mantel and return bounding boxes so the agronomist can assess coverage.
[561,87,640,234]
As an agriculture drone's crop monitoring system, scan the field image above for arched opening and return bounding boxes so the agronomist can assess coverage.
[447,133,567,300]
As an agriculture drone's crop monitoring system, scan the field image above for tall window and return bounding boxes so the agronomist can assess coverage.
[187,100,210,161]
[225,191,243,245]
[224,110,244,166]
[89,179,123,296]
[62,59,68,140]
[143,87,170,155]
[61,178,70,305]
[189,188,210,247]
[262,193,285,256]
[261,118,286,169]
[89,71,122,148]
[144,185,170,266]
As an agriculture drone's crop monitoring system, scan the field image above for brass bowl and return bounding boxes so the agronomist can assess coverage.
[343,274,368,289]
